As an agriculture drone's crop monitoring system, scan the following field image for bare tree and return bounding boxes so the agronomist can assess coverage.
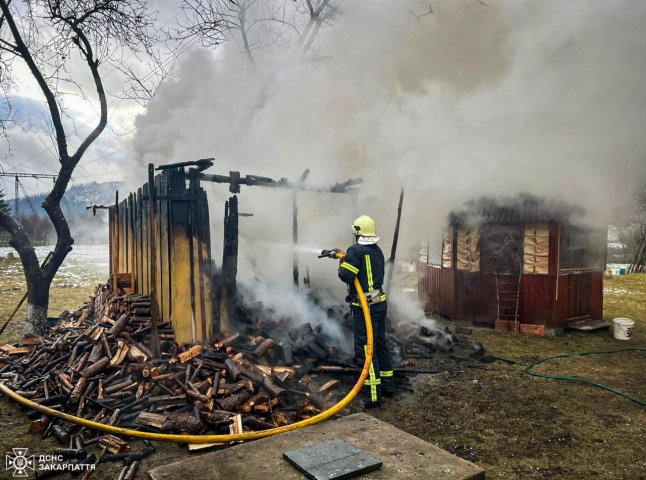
[0,186,9,214]
[0,0,159,334]
[621,185,646,273]
[177,0,337,65]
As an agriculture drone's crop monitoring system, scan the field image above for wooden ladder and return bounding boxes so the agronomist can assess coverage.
[494,267,522,329]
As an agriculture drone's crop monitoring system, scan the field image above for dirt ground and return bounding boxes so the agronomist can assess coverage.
[0,264,644,479]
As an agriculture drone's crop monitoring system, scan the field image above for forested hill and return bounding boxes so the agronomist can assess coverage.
[15,181,124,217]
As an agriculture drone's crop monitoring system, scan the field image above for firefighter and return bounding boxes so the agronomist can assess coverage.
[338,215,395,408]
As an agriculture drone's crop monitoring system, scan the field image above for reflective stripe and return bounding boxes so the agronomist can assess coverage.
[351,293,386,307]
[365,255,374,291]
[380,370,393,378]
[340,262,359,275]
[364,345,379,402]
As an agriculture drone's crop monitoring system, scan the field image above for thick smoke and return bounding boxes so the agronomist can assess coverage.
[131,0,646,326]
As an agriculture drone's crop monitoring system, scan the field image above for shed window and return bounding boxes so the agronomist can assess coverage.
[457,227,480,272]
[419,240,429,264]
[441,228,453,269]
[559,225,605,270]
[523,222,550,274]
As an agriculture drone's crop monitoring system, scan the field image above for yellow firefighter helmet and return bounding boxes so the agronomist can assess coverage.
[352,215,377,237]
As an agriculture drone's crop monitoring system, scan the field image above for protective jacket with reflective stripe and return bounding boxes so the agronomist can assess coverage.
[338,243,386,299]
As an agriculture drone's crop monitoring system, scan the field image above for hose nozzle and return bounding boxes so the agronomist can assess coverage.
[318,248,345,260]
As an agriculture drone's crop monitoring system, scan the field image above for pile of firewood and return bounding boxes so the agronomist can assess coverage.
[0,285,370,474]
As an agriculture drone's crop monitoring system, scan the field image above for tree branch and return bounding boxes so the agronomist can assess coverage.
[0,0,69,162]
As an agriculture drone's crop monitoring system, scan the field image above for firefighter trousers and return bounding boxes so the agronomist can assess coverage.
[352,302,394,404]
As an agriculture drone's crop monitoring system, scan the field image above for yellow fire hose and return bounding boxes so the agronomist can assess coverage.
[0,277,373,443]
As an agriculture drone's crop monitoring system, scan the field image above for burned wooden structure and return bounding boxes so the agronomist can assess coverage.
[419,197,607,335]
[109,164,214,345]
[108,161,361,345]
[199,169,361,331]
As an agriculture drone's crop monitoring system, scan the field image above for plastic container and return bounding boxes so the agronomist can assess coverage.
[612,317,635,340]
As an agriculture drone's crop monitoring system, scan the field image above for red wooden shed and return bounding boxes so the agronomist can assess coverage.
[418,196,607,335]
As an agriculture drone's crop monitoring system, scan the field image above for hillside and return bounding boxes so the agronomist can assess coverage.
[15,181,124,217]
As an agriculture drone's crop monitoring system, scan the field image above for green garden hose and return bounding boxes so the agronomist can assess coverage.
[524,348,646,407]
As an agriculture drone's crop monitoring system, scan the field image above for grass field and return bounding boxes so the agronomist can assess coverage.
[0,247,107,343]
[375,273,646,480]
[0,256,644,479]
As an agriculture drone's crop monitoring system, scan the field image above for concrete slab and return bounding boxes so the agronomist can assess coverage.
[283,438,382,480]
[148,414,484,480]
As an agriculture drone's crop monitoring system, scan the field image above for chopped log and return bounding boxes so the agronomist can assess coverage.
[202,411,233,426]
[88,342,104,363]
[214,332,240,350]
[253,338,274,357]
[51,424,71,444]
[148,394,187,409]
[218,380,253,396]
[100,442,154,463]
[14,389,37,398]
[188,442,222,451]
[135,342,154,359]
[240,365,264,385]
[127,344,149,363]
[108,408,121,426]
[229,413,243,436]
[162,412,203,433]
[81,357,110,378]
[97,379,104,399]
[124,362,150,374]
[185,389,210,403]
[150,372,177,382]
[274,370,291,384]
[136,411,167,429]
[254,364,272,376]
[178,345,202,363]
[57,372,74,391]
[110,341,129,367]
[317,379,339,393]
[190,361,204,383]
[100,332,112,360]
[216,390,250,412]
[224,359,242,380]
[70,377,88,402]
[89,327,104,343]
[99,434,130,454]
[262,376,286,398]
[123,460,140,480]
[144,366,161,378]
[75,351,91,374]
[240,392,269,414]
[243,416,275,430]
[273,366,296,379]
[272,411,290,426]
[29,416,51,434]
[0,345,30,355]
[104,379,135,396]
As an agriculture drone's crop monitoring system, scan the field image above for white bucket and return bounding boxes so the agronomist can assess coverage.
[612,318,635,340]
